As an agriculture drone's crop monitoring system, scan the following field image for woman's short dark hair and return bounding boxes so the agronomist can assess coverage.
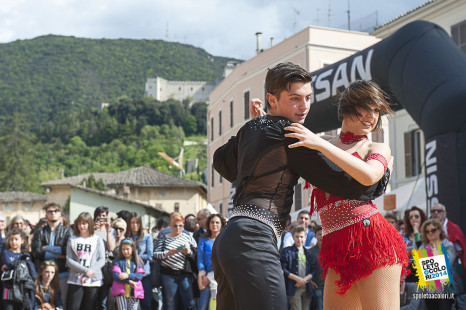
[338,80,393,131]
[265,62,312,109]
[94,206,109,219]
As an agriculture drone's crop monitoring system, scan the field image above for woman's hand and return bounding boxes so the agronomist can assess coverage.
[180,244,190,255]
[81,276,89,284]
[86,269,95,279]
[129,280,137,289]
[285,123,323,150]
[250,98,266,119]
[118,273,129,280]
[167,249,178,256]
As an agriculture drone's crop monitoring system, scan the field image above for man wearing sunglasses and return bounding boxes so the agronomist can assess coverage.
[431,203,466,287]
[31,202,72,306]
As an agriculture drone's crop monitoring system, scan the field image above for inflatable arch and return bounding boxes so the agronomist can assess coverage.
[305,21,466,232]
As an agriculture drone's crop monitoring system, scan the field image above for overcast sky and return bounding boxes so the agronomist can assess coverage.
[1,0,429,60]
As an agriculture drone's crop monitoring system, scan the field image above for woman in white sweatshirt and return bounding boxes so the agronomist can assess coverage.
[66,212,105,310]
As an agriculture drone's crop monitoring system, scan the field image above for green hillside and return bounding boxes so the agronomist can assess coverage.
[0,35,236,129]
[0,35,237,192]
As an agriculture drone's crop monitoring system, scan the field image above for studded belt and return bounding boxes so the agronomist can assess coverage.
[230,204,283,241]
[319,199,378,236]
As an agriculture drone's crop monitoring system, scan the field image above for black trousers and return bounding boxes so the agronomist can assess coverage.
[66,284,99,310]
[212,217,287,310]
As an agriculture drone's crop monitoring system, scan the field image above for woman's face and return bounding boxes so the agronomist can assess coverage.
[78,220,89,236]
[130,217,140,235]
[345,105,380,134]
[13,218,25,231]
[41,266,55,286]
[209,216,222,235]
[409,210,421,226]
[171,220,184,236]
[425,224,440,243]
[121,244,133,259]
[115,227,125,239]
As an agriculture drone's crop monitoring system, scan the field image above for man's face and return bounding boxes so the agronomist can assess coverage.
[268,82,312,124]
[0,217,5,230]
[293,231,306,248]
[196,212,207,229]
[431,204,446,223]
[45,206,61,223]
[315,230,323,244]
[297,213,310,227]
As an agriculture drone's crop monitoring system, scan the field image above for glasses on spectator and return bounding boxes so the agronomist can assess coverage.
[196,217,204,221]
[115,228,125,232]
[409,215,420,220]
[431,209,444,214]
[46,209,60,214]
[425,228,438,234]
[44,261,56,266]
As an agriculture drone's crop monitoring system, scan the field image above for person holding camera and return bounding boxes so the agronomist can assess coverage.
[153,212,197,310]
[94,206,116,310]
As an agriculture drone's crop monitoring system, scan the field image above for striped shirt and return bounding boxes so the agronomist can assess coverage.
[153,233,197,271]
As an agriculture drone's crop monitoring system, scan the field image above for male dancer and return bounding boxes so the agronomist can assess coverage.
[212,62,389,310]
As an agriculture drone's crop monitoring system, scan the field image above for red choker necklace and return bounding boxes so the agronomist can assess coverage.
[339,131,367,144]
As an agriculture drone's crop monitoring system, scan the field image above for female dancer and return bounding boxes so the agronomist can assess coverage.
[283,80,409,309]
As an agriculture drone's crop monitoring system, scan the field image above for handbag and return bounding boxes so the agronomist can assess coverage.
[102,251,114,286]
[1,269,14,281]
[184,246,200,298]
[35,294,55,310]
[150,236,165,288]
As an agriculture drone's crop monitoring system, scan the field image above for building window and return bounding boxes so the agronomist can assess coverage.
[244,91,250,120]
[230,100,234,127]
[294,183,302,211]
[219,111,222,136]
[372,129,384,143]
[451,20,466,54]
[404,129,422,178]
[174,202,180,212]
[219,203,223,215]
[211,164,215,187]
[211,117,214,141]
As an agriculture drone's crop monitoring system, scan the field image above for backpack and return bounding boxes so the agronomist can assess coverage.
[3,255,36,308]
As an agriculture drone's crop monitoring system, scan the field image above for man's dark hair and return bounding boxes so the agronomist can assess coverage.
[94,206,109,219]
[156,217,169,230]
[265,62,312,109]
[116,210,132,224]
[184,217,197,233]
[314,226,322,234]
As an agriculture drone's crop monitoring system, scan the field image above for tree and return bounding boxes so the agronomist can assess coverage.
[0,112,38,191]
[183,115,197,136]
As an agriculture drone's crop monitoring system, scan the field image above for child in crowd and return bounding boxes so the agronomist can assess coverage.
[111,239,145,310]
[280,225,317,310]
[1,229,37,310]
[34,261,63,309]
[66,212,105,310]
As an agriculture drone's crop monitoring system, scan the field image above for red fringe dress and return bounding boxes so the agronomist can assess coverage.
[309,152,410,294]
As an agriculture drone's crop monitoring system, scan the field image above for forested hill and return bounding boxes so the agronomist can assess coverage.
[0,35,237,128]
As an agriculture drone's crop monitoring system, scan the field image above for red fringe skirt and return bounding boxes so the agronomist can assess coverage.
[319,212,410,294]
